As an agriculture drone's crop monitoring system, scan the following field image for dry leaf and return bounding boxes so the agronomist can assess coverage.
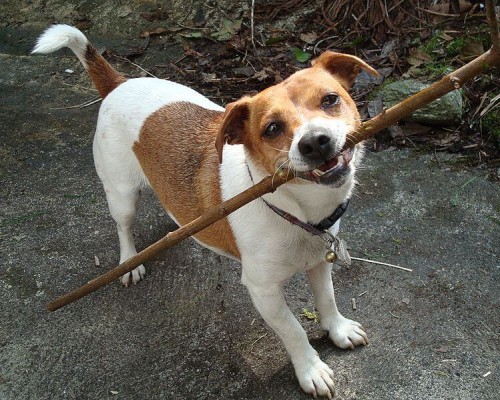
[300,32,318,44]
[140,27,167,38]
[253,69,270,81]
[202,73,217,83]
[460,39,485,59]
[407,49,433,67]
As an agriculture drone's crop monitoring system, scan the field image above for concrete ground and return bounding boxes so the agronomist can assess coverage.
[1,19,499,400]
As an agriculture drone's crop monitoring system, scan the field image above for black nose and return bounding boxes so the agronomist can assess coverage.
[298,132,332,162]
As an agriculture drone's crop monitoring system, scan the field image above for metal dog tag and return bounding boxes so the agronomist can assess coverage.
[321,230,350,266]
[335,238,352,266]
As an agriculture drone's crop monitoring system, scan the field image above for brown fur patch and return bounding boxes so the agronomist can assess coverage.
[133,102,240,259]
[85,45,126,98]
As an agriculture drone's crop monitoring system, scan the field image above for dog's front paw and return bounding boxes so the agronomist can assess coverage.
[325,315,368,350]
[294,353,335,399]
[119,264,146,287]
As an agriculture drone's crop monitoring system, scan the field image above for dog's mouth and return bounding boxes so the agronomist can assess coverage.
[300,147,355,184]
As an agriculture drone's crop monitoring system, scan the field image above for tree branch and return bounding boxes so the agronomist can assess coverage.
[486,0,499,52]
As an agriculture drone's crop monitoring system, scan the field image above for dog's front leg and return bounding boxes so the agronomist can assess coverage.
[306,262,368,349]
[243,272,335,398]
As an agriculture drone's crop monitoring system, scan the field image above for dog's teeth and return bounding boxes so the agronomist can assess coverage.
[313,169,324,176]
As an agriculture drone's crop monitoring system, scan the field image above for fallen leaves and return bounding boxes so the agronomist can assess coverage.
[460,39,485,59]
[299,32,318,44]
[211,18,242,41]
[407,48,433,68]
[300,308,319,323]
[109,1,497,167]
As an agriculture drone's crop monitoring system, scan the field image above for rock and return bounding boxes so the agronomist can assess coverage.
[353,67,392,91]
[377,79,463,126]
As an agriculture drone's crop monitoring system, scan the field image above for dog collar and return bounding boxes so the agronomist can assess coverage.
[245,163,349,234]
[261,197,349,235]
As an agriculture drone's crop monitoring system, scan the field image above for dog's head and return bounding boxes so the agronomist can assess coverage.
[215,51,378,187]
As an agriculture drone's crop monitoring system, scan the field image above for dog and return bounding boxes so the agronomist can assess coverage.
[33,24,378,398]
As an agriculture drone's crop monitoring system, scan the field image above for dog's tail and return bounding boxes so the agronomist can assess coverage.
[32,24,125,99]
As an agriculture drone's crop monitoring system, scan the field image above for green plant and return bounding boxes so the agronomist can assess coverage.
[445,37,466,56]
[291,47,312,63]
[482,111,500,137]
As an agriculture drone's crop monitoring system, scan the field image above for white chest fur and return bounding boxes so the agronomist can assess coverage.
[219,145,348,284]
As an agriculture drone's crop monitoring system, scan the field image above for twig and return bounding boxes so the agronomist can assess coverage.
[250,0,256,52]
[471,92,490,120]
[178,0,194,25]
[486,0,499,52]
[479,92,500,117]
[351,298,357,310]
[416,7,461,17]
[344,44,500,150]
[351,256,413,272]
[49,97,102,110]
[113,55,157,78]
[61,82,99,93]
[250,332,268,349]
[389,311,400,319]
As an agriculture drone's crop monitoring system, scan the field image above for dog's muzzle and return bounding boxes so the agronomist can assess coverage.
[297,147,355,184]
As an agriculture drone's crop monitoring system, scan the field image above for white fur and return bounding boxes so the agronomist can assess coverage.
[32,24,89,68]
[35,25,367,398]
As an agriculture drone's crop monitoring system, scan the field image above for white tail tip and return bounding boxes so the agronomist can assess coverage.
[32,24,88,61]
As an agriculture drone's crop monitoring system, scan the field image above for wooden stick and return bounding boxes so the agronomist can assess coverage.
[344,55,499,149]
[47,171,294,311]
[350,256,413,272]
[47,3,499,312]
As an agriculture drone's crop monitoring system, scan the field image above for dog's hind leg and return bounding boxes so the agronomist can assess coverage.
[93,135,147,286]
[104,185,145,286]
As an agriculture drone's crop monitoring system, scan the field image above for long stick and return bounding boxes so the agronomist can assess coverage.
[47,171,294,311]
[47,3,499,312]
[345,53,500,149]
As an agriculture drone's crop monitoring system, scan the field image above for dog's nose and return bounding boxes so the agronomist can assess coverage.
[298,132,332,162]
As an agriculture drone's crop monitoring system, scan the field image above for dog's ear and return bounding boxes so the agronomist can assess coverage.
[312,51,378,90]
[215,98,250,163]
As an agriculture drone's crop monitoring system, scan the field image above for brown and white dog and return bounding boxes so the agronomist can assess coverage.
[33,25,378,398]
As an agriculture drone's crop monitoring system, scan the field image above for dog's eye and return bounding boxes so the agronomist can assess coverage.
[263,122,284,139]
[321,93,340,109]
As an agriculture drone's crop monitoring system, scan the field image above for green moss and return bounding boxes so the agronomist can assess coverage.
[469,25,492,50]
[420,62,453,78]
[482,111,500,137]
[367,77,396,100]
[411,26,490,78]
[445,37,466,56]
[422,31,443,54]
